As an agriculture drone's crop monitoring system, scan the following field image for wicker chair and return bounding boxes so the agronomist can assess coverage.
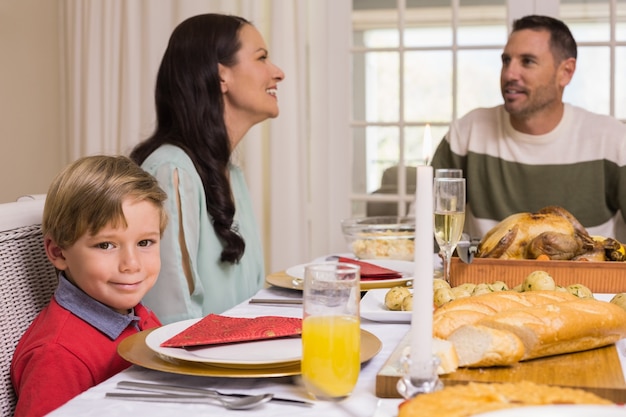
[0,198,58,417]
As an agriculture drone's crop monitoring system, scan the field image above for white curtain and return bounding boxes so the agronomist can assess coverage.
[59,0,351,274]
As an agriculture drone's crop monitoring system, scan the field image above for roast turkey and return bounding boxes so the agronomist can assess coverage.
[476,206,597,260]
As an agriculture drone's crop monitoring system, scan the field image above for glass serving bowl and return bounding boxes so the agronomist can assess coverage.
[340,216,415,261]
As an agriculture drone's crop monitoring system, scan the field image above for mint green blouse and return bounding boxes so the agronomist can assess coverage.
[140,145,265,324]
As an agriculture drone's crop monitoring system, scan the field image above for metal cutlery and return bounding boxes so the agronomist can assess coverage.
[457,234,480,264]
[115,380,314,407]
[106,392,272,410]
[248,298,302,305]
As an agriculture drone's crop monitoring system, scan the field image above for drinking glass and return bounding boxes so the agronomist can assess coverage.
[433,178,466,283]
[301,262,361,401]
[435,168,463,178]
[434,169,463,276]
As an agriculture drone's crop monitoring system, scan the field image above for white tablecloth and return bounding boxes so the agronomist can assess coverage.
[47,288,626,417]
[47,286,408,417]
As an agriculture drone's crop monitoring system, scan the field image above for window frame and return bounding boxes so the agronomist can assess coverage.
[348,0,626,218]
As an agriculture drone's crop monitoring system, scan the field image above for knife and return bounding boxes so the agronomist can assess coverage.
[248,298,303,305]
[116,381,313,407]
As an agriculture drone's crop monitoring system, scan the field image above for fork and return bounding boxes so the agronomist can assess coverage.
[116,381,313,407]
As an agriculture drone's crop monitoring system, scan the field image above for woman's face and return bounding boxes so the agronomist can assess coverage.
[220,24,285,131]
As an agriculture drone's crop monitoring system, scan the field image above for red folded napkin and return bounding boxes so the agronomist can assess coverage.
[337,257,403,280]
[160,314,302,348]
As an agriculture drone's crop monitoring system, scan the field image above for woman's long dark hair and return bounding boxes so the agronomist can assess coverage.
[130,14,249,263]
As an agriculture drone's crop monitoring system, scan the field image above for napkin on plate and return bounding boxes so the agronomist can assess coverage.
[336,257,404,280]
[160,314,302,348]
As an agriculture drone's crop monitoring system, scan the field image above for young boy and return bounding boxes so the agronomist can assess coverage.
[11,155,168,417]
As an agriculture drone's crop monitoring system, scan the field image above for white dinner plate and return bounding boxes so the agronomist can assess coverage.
[595,293,614,302]
[286,259,415,288]
[472,405,626,417]
[360,288,412,323]
[145,318,302,368]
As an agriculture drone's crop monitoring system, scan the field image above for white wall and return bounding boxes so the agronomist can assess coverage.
[0,0,63,202]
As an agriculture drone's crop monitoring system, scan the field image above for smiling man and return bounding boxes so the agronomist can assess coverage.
[431,15,626,243]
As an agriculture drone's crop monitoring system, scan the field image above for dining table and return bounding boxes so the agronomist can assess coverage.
[46,261,626,417]
[47,284,409,417]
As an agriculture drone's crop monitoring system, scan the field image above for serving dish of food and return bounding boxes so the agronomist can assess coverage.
[360,288,412,323]
[341,216,415,261]
[450,206,626,293]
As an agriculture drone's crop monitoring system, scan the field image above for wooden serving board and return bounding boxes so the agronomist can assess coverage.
[376,331,626,402]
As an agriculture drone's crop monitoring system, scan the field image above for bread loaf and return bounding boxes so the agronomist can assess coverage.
[475,298,626,361]
[438,292,626,367]
[434,290,577,339]
[433,337,459,374]
[399,337,459,375]
[447,324,525,367]
[397,381,613,417]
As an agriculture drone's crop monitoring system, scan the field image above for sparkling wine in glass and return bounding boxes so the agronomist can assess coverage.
[433,178,465,283]
[434,169,463,277]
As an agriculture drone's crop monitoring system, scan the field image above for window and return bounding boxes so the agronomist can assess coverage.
[350,0,626,218]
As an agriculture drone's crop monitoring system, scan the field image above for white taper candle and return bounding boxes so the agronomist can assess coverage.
[410,165,434,378]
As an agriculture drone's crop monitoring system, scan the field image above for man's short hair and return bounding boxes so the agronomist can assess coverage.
[512,15,578,62]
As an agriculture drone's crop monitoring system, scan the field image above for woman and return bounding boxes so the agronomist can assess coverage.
[130,14,285,324]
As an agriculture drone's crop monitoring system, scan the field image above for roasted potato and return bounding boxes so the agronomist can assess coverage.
[401,293,413,311]
[455,283,477,294]
[385,286,411,311]
[433,278,451,291]
[567,284,594,299]
[611,293,626,311]
[522,270,556,291]
[450,285,472,299]
[433,287,455,307]
[491,281,509,291]
[472,283,493,296]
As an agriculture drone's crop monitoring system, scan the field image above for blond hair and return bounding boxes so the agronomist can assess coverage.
[43,155,168,248]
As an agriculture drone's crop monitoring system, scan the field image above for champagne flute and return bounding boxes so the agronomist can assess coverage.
[433,178,465,283]
[433,169,463,277]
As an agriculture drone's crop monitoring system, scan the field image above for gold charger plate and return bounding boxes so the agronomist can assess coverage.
[266,270,413,291]
[118,327,383,378]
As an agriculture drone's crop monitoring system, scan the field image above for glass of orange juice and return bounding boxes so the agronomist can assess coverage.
[301,262,361,401]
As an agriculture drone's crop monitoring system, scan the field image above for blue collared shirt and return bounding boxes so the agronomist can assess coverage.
[54,273,143,340]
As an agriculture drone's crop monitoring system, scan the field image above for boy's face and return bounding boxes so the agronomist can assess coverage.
[46,198,162,314]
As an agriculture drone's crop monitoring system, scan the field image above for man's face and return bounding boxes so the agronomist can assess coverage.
[500,28,567,121]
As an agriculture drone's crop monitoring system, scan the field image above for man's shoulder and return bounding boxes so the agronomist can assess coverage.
[567,104,626,129]
[458,105,502,119]
[458,105,504,123]
[453,105,505,131]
